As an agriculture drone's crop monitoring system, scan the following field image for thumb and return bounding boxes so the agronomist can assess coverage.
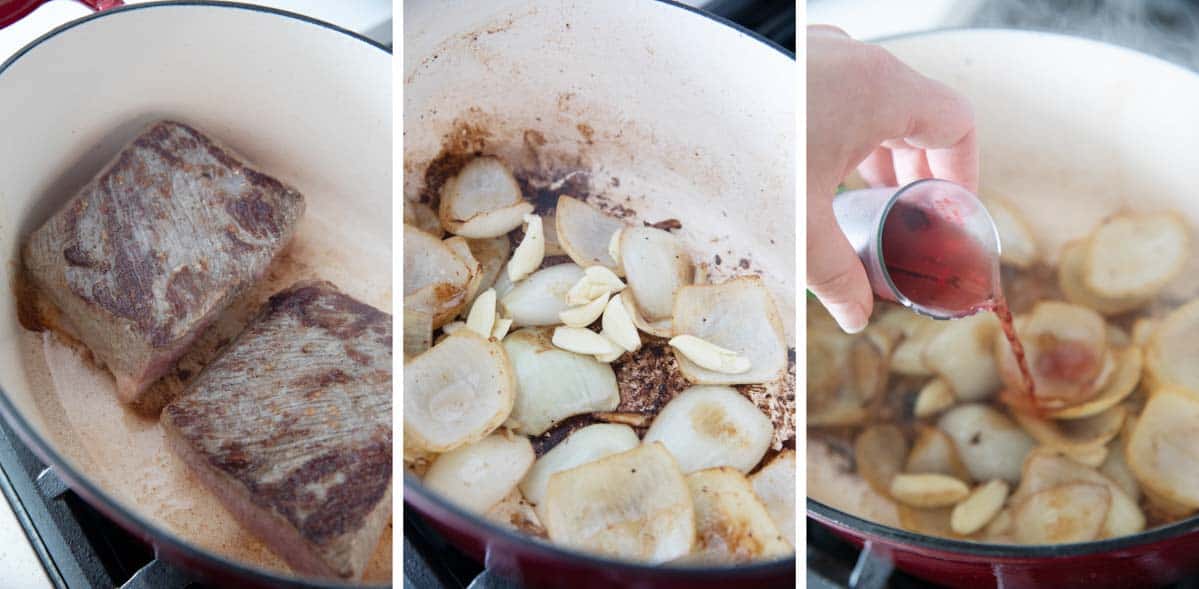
[807,199,874,333]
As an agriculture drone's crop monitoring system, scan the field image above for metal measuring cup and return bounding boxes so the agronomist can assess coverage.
[832,178,1002,319]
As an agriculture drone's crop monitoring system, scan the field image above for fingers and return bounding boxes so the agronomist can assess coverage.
[868,52,978,190]
[890,145,933,186]
[807,199,873,333]
[926,128,979,192]
[857,147,897,187]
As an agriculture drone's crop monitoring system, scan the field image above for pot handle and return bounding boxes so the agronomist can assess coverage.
[850,540,895,589]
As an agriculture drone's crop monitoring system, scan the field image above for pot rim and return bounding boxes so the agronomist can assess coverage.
[402,0,796,577]
[405,471,796,576]
[0,2,389,587]
[808,26,1199,560]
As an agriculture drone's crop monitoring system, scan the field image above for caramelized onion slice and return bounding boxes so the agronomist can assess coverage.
[555,195,626,274]
[519,423,639,505]
[500,263,585,327]
[671,277,786,386]
[923,312,1001,402]
[749,450,796,546]
[423,432,534,514]
[995,301,1108,409]
[937,404,1034,484]
[404,332,515,452]
[439,156,534,238]
[541,443,695,563]
[1012,483,1110,544]
[502,328,619,436]
[643,385,774,474]
[1059,239,1150,316]
[404,225,473,327]
[686,467,792,563]
[620,226,693,321]
[1126,388,1199,509]
[1083,212,1189,300]
[1145,298,1199,395]
[854,424,908,498]
[985,196,1038,268]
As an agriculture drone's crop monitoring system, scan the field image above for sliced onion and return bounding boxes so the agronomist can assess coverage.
[1012,483,1110,544]
[686,467,793,563]
[621,290,673,337]
[1012,406,1126,454]
[995,301,1108,409]
[1049,346,1142,419]
[1145,298,1199,395]
[620,226,693,321]
[467,236,512,299]
[555,195,626,274]
[985,196,1038,268]
[905,425,972,483]
[1083,212,1189,300]
[403,299,433,358]
[541,443,695,563]
[502,328,619,436]
[1012,448,1145,538]
[923,312,1001,402]
[937,404,1034,484]
[1126,388,1199,509]
[423,432,535,514]
[403,332,515,452]
[444,236,483,310]
[855,424,908,498]
[438,156,534,238]
[519,423,639,505]
[500,263,585,326]
[1058,239,1149,316]
[671,277,786,386]
[404,200,443,236]
[749,450,796,546]
[404,224,473,327]
[643,385,773,474]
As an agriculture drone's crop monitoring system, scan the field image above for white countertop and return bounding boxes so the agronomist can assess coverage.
[0,4,389,587]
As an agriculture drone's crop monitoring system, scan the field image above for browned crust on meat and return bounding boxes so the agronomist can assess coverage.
[21,120,304,403]
[162,280,391,579]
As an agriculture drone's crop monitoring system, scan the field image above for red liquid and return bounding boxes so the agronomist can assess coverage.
[882,201,1037,405]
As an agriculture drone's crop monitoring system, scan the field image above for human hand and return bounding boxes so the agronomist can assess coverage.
[807,25,978,332]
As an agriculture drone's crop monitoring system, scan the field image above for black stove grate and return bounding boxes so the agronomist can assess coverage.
[0,416,206,589]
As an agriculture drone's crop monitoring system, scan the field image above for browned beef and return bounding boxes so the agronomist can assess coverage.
[23,120,304,403]
[162,280,392,580]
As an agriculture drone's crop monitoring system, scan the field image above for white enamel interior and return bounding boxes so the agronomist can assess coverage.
[0,3,391,582]
[403,0,797,336]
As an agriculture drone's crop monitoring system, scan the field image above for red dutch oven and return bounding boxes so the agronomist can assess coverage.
[404,0,796,587]
[808,28,1199,589]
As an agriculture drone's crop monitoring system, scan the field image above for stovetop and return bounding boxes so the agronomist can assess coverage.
[0,416,204,588]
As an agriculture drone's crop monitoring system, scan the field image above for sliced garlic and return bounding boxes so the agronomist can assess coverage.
[507,214,545,282]
[491,317,513,340]
[559,292,610,328]
[889,473,970,508]
[669,335,751,375]
[566,266,626,305]
[441,321,467,335]
[552,326,622,356]
[950,480,1009,535]
[593,345,624,363]
[601,294,641,352]
[466,289,497,337]
[914,379,956,418]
